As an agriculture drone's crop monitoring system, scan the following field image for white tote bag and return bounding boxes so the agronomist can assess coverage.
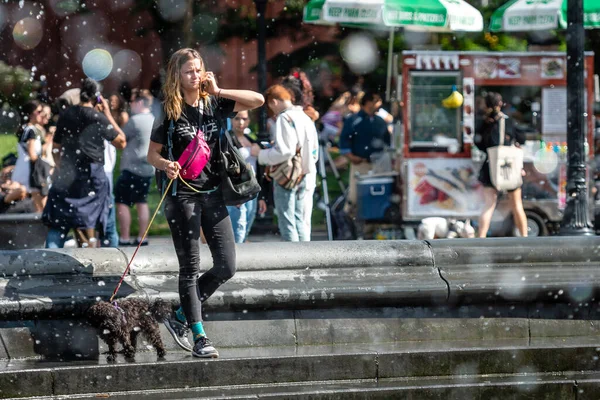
[486,116,523,191]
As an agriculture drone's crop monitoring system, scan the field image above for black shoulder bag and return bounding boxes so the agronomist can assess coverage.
[217,128,261,206]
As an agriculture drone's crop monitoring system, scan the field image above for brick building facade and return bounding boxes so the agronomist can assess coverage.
[1,0,336,101]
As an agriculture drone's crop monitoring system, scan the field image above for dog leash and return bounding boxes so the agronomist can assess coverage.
[109,173,206,302]
[109,178,174,303]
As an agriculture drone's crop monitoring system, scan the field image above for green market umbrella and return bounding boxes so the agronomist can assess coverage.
[304,0,484,32]
[490,0,600,32]
[303,0,484,100]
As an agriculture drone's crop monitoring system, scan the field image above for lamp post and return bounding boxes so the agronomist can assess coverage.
[255,0,268,140]
[559,0,594,235]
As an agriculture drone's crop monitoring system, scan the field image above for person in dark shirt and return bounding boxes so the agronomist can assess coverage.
[474,92,527,238]
[339,91,391,215]
[147,48,264,359]
[42,78,127,248]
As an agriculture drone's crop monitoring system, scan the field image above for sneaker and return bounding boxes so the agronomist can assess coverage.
[163,316,193,352]
[135,238,149,246]
[118,239,133,247]
[192,336,219,358]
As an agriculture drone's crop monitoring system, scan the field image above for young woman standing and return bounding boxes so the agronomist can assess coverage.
[147,48,263,358]
[475,92,527,237]
[12,100,46,212]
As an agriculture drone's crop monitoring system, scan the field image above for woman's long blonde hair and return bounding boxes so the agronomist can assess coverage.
[163,48,210,121]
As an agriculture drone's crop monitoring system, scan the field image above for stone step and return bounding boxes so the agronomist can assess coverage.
[2,338,600,398]
[4,306,600,361]
[6,372,600,399]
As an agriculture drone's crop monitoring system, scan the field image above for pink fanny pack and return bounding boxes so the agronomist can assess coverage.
[178,129,210,180]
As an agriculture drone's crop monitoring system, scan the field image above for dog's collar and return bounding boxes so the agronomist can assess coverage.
[112,301,127,324]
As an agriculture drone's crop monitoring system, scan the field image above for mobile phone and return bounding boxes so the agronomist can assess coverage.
[96,95,102,104]
[259,141,272,149]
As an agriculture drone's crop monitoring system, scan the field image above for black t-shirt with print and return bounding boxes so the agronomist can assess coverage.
[150,96,236,193]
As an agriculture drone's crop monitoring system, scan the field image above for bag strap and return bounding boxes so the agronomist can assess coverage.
[166,120,177,195]
[498,115,505,147]
[18,126,34,152]
[167,120,175,161]
[281,112,302,155]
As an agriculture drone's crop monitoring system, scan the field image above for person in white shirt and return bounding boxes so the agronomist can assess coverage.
[294,103,318,239]
[251,85,317,242]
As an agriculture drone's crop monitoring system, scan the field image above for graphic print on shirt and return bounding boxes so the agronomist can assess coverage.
[202,120,219,141]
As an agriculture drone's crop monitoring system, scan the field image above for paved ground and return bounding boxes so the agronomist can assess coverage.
[117,228,330,249]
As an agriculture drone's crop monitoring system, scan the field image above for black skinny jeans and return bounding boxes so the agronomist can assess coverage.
[164,189,236,324]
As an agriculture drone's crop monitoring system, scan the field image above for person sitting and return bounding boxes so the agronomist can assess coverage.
[339,91,391,216]
[0,181,34,214]
[0,157,35,214]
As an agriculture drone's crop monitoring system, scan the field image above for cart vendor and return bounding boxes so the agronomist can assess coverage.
[339,91,391,216]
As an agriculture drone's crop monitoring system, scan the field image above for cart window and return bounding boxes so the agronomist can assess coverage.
[476,86,544,142]
[409,71,462,151]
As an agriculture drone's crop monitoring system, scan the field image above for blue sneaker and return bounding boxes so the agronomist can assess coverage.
[163,315,193,352]
[192,336,219,358]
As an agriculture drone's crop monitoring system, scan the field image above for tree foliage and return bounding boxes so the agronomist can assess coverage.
[0,62,40,109]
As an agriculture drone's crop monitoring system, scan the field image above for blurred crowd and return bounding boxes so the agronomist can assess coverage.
[1,67,401,246]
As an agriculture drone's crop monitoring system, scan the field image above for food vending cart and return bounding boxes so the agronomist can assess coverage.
[371,51,595,237]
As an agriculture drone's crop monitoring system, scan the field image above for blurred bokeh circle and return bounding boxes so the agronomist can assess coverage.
[13,17,43,50]
[48,0,80,17]
[0,107,22,135]
[0,4,6,33]
[340,33,379,75]
[82,49,113,81]
[157,0,187,22]
[113,49,142,80]
[533,149,558,174]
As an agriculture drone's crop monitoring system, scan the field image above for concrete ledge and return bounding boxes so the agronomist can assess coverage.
[1,237,600,322]
[0,213,47,250]
[432,237,600,304]
[122,240,434,273]
[0,248,128,276]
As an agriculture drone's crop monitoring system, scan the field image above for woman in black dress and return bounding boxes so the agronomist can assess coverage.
[43,79,126,247]
[474,92,527,238]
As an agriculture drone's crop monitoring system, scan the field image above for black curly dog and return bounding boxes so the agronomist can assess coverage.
[87,298,171,361]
